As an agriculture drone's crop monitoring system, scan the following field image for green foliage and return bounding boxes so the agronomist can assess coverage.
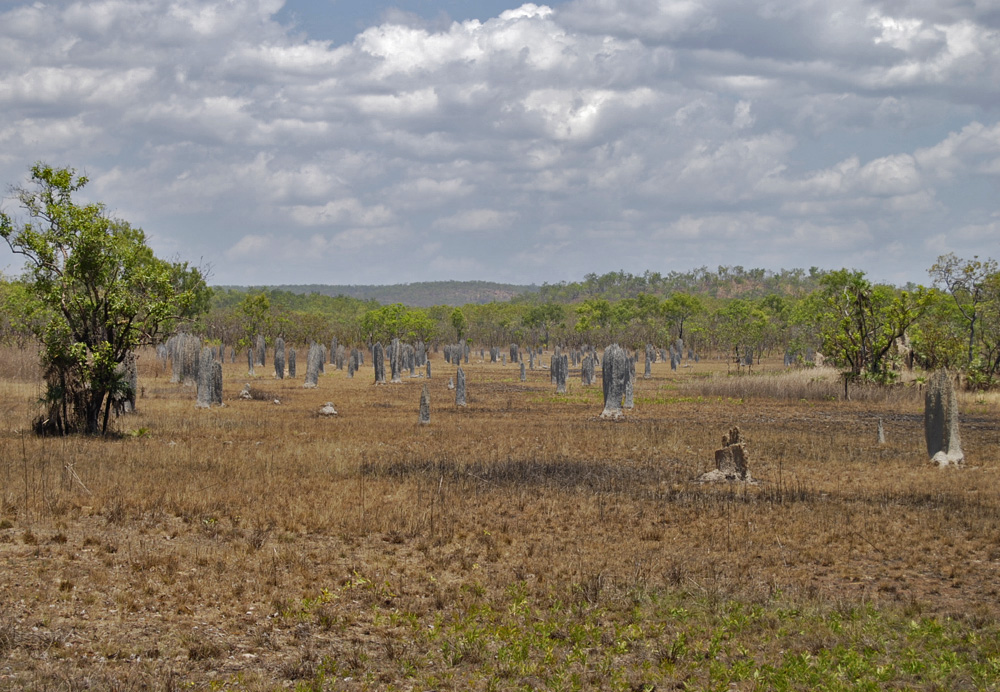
[0,275,49,346]
[806,269,929,383]
[219,280,536,307]
[574,298,613,334]
[975,272,1000,379]
[661,293,703,341]
[909,290,966,370]
[200,287,375,347]
[286,580,1000,691]
[716,299,768,364]
[965,357,997,391]
[236,291,271,351]
[462,302,524,346]
[450,307,467,341]
[536,266,826,303]
[522,302,565,346]
[0,163,209,434]
[361,303,435,344]
[929,253,998,366]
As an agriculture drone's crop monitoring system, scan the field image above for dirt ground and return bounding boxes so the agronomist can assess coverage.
[1,350,998,689]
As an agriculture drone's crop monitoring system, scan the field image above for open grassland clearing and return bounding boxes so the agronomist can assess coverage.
[1,346,999,690]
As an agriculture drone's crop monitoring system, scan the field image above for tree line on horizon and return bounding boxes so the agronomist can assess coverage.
[1,163,998,437]
[4,244,1000,394]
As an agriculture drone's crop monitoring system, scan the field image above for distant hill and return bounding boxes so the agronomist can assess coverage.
[215,281,538,307]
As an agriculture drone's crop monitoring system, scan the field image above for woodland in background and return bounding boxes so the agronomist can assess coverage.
[3,257,999,390]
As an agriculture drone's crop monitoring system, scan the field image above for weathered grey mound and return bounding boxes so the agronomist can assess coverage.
[114,352,138,414]
[555,354,568,394]
[304,343,322,388]
[456,367,467,407]
[373,342,386,384]
[212,361,223,406]
[624,358,635,409]
[600,344,628,420]
[274,337,286,379]
[698,427,755,483]
[925,369,964,466]
[196,347,214,408]
[390,338,402,383]
[581,354,594,385]
[419,384,430,424]
[318,402,338,416]
[255,334,266,367]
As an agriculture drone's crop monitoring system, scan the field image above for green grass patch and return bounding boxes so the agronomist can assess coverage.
[282,582,1000,691]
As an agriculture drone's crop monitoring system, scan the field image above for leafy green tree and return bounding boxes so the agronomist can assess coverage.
[662,293,703,342]
[450,307,467,341]
[463,302,521,346]
[629,293,665,345]
[236,291,272,351]
[809,269,929,386]
[929,253,998,365]
[758,294,794,357]
[909,290,966,370]
[715,299,768,367]
[574,298,614,336]
[964,272,1000,387]
[361,303,434,344]
[523,302,564,346]
[402,308,436,343]
[0,275,49,347]
[0,164,209,434]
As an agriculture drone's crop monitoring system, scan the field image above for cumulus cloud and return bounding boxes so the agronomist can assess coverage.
[0,0,997,285]
[433,208,518,232]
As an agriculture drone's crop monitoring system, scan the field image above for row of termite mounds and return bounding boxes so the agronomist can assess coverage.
[160,336,970,469]
[371,338,432,384]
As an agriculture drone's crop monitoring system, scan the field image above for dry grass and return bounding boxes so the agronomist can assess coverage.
[682,362,931,404]
[1,346,999,689]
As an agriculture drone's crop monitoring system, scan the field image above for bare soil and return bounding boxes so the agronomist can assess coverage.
[1,350,998,689]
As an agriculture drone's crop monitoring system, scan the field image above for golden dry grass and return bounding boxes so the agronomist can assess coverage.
[0,346,998,689]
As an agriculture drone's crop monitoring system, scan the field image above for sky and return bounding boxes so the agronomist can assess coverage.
[0,0,998,288]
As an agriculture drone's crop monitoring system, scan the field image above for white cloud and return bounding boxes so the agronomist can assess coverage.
[0,0,997,285]
[914,121,1000,180]
[433,208,517,232]
[354,88,440,116]
[287,198,395,227]
[0,116,102,149]
[427,254,487,277]
[226,233,274,259]
[330,225,408,251]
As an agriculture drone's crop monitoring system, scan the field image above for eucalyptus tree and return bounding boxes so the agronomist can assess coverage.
[0,164,208,434]
[806,269,929,389]
[929,253,998,366]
